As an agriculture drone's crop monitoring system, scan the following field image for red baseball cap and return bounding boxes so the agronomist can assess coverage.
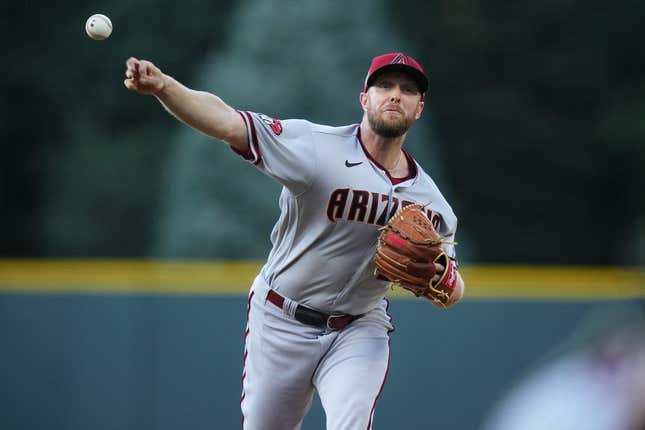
[363,52,428,93]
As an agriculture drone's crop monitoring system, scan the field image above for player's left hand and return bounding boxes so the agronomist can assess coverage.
[373,204,459,308]
[432,262,445,284]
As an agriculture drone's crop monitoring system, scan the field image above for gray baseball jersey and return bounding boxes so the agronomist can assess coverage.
[235,111,458,315]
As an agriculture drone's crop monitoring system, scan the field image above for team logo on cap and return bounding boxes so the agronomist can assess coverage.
[391,53,407,65]
[258,113,283,135]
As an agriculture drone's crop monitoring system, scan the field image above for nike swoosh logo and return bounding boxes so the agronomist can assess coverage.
[345,160,363,168]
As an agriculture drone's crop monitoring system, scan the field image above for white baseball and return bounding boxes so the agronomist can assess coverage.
[85,14,113,40]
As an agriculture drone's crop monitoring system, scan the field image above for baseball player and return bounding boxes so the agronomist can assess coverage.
[124,52,465,429]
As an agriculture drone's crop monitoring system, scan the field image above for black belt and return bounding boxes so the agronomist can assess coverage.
[266,290,363,330]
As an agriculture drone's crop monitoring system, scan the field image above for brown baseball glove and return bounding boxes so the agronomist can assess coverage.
[374,204,459,307]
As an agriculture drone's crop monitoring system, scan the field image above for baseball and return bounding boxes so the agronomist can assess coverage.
[85,14,112,40]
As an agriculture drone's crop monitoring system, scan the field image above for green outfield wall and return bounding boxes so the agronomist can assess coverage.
[1,261,643,429]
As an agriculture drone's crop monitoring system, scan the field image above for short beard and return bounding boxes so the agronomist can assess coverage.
[367,109,414,138]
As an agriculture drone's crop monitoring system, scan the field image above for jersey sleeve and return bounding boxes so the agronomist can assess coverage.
[233,110,317,195]
[443,228,458,263]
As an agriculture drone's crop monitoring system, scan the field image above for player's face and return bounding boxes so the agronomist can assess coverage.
[361,72,425,138]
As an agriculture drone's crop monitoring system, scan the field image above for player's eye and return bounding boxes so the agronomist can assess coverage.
[402,85,419,94]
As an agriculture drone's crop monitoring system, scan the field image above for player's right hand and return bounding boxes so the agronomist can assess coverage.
[124,57,165,95]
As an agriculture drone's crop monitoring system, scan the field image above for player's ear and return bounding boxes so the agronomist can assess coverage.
[359,92,368,111]
[414,100,425,119]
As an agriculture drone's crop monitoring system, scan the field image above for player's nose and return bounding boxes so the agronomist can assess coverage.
[388,85,402,102]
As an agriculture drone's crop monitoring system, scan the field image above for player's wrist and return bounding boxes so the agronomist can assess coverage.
[153,74,171,97]
[438,258,458,291]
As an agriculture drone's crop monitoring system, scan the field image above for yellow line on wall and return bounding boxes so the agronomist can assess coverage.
[0,260,643,300]
[0,260,257,295]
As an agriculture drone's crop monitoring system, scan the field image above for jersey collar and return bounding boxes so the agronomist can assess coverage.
[356,127,418,184]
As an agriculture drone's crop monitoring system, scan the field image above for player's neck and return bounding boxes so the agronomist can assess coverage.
[359,121,406,172]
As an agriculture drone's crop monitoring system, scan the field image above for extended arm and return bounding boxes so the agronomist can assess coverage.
[123,57,248,152]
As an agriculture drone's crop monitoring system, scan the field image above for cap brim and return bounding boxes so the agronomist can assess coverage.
[366,64,428,93]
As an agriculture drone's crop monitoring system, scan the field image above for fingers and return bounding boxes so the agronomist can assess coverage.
[125,57,140,78]
[124,57,161,93]
[406,261,435,278]
[431,263,445,284]
[124,57,140,91]
[404,258,446,282]
[123,77,138,91]
[126,57,139,68]
[138,61,150,77]
[125,66,136,80]
[406,261,445,282]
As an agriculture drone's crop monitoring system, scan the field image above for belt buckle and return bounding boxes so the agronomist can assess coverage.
[326,314,348,331]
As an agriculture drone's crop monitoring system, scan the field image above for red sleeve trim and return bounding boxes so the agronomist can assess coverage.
[243,111,262,165]
[231,111,262,165]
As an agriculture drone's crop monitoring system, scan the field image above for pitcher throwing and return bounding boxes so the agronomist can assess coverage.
[124,52,466,429]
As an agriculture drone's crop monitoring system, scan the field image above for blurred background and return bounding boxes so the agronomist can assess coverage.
[1,0,644,429]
